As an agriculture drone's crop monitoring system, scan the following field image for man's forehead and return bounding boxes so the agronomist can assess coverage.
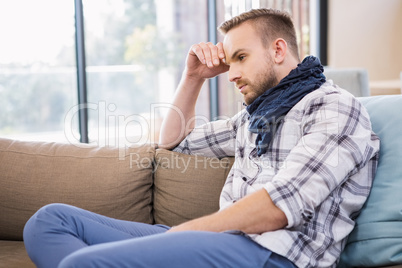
[222,29,242,56]
[222,24,257,63]
[222,23,256,50]
[222,37,234,64]
[222,35,231,54]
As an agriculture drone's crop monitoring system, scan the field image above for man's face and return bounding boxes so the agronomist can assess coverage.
[223,22,279,105]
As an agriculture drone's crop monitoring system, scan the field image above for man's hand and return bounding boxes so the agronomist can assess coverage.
[158,42,229,150]
[185,42,229,81]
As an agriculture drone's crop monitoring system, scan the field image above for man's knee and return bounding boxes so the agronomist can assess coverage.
[24,203,81,242]
[23,204,72,262]
[30,203,74,220]
[24,203,72,232]
[36,203,76,217]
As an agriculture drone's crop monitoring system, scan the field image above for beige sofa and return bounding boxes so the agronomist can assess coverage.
[0,138,234,267]
[1,95,402,268]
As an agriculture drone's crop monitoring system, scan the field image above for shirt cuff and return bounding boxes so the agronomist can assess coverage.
[264,181,304,229]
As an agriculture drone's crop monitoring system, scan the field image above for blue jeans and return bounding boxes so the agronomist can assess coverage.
[23,203,296,268]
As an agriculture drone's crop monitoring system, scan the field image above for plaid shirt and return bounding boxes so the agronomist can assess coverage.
[173,82,380,268]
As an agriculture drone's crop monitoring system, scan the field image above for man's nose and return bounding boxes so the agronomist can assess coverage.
[228,67,241,82]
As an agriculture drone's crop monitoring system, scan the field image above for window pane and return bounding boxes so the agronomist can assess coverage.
[0,0,78,142]
[83,0,209,146]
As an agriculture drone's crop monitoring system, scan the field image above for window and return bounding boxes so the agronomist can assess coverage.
[0,0,312,144]
[0,0,210,145]
[81,0,209,146]
[0,0,77,142]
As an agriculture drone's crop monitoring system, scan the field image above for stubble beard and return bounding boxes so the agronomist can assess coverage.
[243,66,279,105]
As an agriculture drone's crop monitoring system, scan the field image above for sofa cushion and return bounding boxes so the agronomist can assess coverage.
[0,241,35,268]
[153,149,234,226]
[0,138,155,240]
[338,95,402,267]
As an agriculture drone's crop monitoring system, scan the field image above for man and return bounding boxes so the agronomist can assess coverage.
[24,8,379,268]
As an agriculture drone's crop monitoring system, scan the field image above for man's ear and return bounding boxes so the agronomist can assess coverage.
[272,38,287,64]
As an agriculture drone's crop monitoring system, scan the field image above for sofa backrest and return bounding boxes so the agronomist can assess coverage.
[339,95,402,267]
[153,149,234,226]
[0,139,155,240]
[324,68,370,97]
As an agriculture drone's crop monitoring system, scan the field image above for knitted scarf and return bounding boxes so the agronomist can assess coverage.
[246,56,326,156]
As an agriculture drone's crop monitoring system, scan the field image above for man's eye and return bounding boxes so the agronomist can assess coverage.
[239,55,245,61]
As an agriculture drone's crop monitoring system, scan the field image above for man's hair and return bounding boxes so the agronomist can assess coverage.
[218,8,300,61]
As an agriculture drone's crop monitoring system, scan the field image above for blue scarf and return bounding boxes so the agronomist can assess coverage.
[246,56,326,156]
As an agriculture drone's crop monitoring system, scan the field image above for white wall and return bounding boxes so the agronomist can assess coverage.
[328,0,402,82]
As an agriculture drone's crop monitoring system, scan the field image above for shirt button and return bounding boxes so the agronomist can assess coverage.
[242,177,247,182]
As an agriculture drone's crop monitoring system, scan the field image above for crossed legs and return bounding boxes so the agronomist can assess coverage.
[23,203,295,268]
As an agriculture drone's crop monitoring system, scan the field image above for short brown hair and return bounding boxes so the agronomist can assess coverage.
[218,8,300,60]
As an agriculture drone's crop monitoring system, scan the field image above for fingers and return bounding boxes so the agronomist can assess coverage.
[216,42,225,61]
[191,42,226,68]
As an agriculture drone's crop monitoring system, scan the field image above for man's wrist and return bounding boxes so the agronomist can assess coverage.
[182,69,206,86]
